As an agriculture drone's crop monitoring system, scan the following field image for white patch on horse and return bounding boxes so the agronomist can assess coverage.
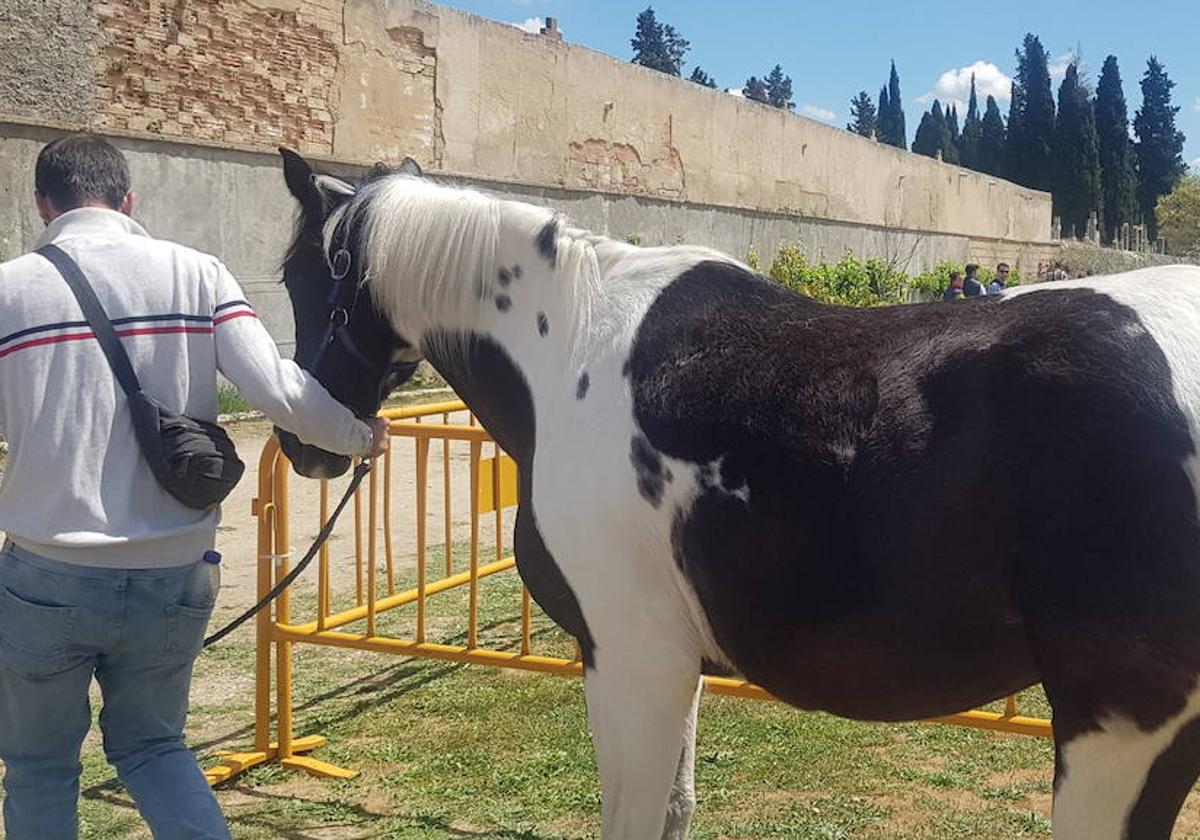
[1054,679,1200,839]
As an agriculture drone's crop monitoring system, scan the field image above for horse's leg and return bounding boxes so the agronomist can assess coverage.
[1051,704,1200,840]
[661,680,702,840]
[584,643,701,839]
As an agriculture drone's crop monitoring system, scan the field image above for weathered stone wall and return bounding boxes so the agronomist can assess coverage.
[93,0,342,153]
[0,0,1052,248]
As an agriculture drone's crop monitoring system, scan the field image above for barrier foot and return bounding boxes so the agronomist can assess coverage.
[203,735,337,786]
[281,754,359,780]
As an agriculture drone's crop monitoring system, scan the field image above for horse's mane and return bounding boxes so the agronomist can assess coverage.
[334,174,604,369]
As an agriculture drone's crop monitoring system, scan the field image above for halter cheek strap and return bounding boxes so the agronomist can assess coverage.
[305,245,389,378]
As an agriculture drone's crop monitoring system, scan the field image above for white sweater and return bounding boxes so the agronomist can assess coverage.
[0,208,371,568]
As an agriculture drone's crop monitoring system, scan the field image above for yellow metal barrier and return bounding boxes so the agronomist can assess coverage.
[205,400,1050,786]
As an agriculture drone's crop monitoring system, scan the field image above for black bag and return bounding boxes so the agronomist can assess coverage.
[38,244,244,510]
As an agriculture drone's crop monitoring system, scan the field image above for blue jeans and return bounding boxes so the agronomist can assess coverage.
[0,541,231,839]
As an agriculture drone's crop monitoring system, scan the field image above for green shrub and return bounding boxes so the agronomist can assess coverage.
[753,247,1023,308]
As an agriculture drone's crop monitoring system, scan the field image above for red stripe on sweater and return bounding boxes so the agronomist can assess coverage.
[213,309,258,326]
[0,325,215,360]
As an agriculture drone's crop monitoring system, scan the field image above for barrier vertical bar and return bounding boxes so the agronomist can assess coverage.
[354,458,364,605]
[273,456,295,760]
[493,444,502,563]
[317,479,330,631]
[367,461,378,638]
[521,587,532,656]
[416,437,430,644]
[469,440,481,649]
[443,412,452,577]
[383,444,395,595]
[253,441,280,754]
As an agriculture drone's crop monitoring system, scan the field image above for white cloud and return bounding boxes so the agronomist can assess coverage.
[510,16,542,33]
[1193,98,1200,113]
[915,60,1012,114]
[1048,52,1073,81]
[1191,156,1200,174]
[800,104,837,122]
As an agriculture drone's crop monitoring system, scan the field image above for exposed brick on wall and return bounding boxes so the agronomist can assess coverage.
[92,0,341,154]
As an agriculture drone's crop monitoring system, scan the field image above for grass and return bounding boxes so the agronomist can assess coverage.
[217,386,253,416]
[22,549,1200,839]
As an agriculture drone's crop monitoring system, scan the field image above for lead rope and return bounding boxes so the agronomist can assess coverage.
[203,461,372,648]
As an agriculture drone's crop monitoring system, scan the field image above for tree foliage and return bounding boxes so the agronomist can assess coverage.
[1134,56,1187,240]
[977,95,1006,176]
[877,61,907,149]
[689,66,717,88]
[1094,55,1139,243]
[742,76,769,104]
[1005,34,1056,190]
[765,64,795,110]
[847,91,877,138]
[1052,62,1102,238]
[630,7,689,76]
[1155,176,1200,255]
[959,76,983,169]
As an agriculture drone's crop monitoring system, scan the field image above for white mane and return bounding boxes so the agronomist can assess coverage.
[332,174,605,369]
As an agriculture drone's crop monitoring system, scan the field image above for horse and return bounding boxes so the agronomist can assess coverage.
[274,146,1200,839]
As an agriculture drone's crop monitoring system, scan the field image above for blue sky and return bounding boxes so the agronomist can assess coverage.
[442,0,1199,171]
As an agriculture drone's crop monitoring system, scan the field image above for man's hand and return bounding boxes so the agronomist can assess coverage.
[365,416,390,459]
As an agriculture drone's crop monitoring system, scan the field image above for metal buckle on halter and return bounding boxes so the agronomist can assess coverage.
[330,248,352,281]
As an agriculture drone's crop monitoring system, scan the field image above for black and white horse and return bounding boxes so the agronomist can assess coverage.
[276,147,1200,839]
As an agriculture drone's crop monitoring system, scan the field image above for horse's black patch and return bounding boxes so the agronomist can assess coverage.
[513,265,523,279]
[495,294,512,313]
[537,312,549,336]
[1125,714,1200,838]
[622,359,632,378]
[631,434,672,508]
[424,331,596,668]
[499,267,514,287]
[576,372,590,400]
[630,260,1200,724]
[535,219,558,265]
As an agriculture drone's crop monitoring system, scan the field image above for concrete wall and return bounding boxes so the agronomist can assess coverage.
[1,124,989,356]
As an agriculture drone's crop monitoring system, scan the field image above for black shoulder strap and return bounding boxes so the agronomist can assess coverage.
[37,244,142,397]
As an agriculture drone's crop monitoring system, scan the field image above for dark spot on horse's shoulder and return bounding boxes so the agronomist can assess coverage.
[536,219,558,265]
[537,312,549,336]
[496,294,512,313]
[576,372,590,400]
[513,264,523,279]
[631,434,670,508]
[499,267,513,287]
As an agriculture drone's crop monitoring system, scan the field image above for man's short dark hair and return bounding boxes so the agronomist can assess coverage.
[965,263,979,276]
[35,134,130,211]
[997,262,1011,272]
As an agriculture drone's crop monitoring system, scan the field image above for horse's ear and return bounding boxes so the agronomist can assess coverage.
[280,147,323,220]
[398,156,423,177]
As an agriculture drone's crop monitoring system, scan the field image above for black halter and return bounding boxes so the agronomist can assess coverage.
[306,242,388,378]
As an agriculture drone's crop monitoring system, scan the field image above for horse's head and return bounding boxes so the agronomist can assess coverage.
[277,147,423,478]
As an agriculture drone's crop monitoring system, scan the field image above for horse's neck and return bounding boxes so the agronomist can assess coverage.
[418,202,607,459]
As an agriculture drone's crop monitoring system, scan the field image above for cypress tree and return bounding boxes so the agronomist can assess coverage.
[946,104,962,161]
[1052,62,1102,238]
[765,64,795,110]
[1134,56,1187,240]
[878,62,907,149]
[1094,55,1138,243]
[913,101,949,159]
[960,75,983,169]
[878,85,891,142]
[1005,34,1056,190]
[847,91,878,137]
[978,95,1006,176]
